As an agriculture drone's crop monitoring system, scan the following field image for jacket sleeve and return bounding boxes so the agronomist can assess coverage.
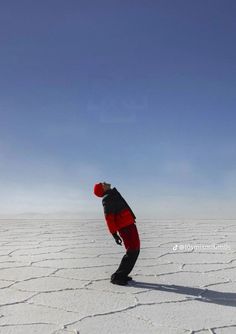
[104,213,117,234]
[102,197,117,234]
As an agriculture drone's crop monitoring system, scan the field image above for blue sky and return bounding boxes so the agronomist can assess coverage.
[0,0,236,218]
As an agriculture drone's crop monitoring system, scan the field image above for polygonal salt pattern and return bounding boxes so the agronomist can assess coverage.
[0,218,235,334]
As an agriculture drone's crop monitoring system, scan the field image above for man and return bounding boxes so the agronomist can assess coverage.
[93,182,140,286]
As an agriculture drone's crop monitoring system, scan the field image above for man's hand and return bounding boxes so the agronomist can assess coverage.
[112,233,122,245]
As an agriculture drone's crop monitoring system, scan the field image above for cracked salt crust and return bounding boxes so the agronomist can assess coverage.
[66,310,191,334]
[0,324,59,334]
[13,276,86,292]
[0,219,236,334]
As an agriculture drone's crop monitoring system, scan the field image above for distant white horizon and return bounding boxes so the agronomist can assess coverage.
[1,179,236,220]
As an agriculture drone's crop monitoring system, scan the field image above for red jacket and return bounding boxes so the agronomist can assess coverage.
[102,188,136,234]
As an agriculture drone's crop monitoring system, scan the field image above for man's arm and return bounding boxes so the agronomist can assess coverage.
[104,213,117,234]
[102,197,117,234]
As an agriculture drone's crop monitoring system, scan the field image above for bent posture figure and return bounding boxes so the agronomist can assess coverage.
[93,182,140,285]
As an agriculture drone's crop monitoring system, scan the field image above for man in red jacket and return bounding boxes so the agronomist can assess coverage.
[94,182,140,285]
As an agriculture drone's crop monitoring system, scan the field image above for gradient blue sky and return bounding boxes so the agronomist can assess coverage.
[0,0,236,218]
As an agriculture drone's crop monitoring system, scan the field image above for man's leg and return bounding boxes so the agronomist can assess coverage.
[111,249,140,281]
[111,224,140,282]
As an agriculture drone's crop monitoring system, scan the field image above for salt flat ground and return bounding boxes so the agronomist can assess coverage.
[0,219,235,334]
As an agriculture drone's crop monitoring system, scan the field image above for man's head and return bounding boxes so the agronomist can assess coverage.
[93,182,111,197]
[102,182,111,192]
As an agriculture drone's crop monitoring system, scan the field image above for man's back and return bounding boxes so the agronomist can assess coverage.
[102,187,136,234]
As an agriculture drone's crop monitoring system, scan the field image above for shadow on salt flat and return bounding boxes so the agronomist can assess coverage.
[129,281,236,307]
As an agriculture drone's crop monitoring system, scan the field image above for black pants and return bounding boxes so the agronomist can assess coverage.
[111,249,140,281]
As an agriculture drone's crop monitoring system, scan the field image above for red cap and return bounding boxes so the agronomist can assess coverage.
[93,183,105,197]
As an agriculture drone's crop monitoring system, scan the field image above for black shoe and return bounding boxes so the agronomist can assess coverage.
[110,278,128,286]
[111,274,132,282]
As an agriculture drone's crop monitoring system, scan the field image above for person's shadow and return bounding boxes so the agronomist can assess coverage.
[129,281,236,307]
